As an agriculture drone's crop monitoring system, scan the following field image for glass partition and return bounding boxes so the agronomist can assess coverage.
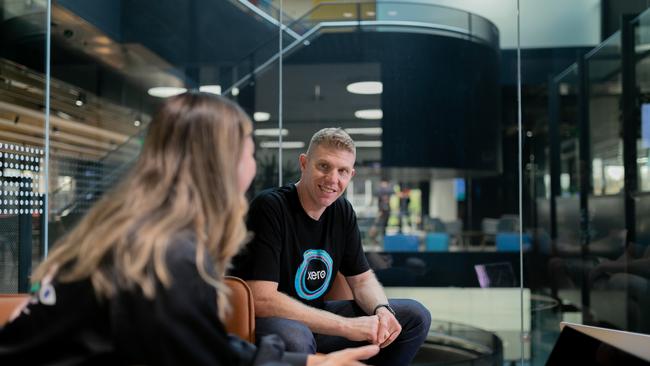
[0,0,48,293]
[528,2,650,364]
[0,1,283,290]
[6,0,628,364]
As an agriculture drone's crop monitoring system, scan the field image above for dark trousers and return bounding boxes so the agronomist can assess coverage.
[256,299,431,366]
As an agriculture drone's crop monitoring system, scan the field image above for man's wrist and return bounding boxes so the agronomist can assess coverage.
[373,303,396,316]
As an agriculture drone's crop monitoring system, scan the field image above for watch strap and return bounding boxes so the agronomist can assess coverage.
[373,303,396,316]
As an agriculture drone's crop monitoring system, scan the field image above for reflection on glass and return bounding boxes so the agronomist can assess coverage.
[535,4,650,365]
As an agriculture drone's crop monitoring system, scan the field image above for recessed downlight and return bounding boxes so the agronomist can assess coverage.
[260,141,305,149]
[199,85,222,95]
[94,46,113,55]
[254,128,288,137]
[147,87,187,98]
[354,109,383,120]
[344,127,383,135]
[355,140,382,148]
[346,81,382,95]
[254,112,271,122]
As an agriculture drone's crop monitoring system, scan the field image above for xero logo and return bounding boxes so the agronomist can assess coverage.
[295,249,333,300]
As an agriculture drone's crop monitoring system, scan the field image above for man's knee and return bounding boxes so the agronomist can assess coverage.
[390,299,432,336]
[256,317,316,353]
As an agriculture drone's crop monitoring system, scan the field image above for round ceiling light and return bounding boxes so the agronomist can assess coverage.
[254,112,271,122]
[147,87,187,98]
[354,109,383,120]
[346,81,382,95]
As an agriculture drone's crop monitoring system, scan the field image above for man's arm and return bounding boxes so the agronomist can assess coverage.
[345,270,402,348]
[345,270,388,315]
[247,280,379,343]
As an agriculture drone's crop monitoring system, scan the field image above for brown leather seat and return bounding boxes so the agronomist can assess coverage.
[0,294,29,326]
[223,272,352,343]
[224,276,255,342]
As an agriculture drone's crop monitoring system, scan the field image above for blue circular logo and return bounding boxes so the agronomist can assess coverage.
[294,249,333,300]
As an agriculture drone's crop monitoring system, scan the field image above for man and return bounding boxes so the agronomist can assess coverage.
[374,179,393,238]
[231,128,431,366]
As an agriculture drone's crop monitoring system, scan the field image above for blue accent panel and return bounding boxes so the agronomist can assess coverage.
[384,234,419,252]
[495,233,531,252]
[425,233,449,252]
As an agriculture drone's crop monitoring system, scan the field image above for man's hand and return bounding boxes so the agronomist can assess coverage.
[307,345,379,366]
[375,307,402,348]
[342,315,380,343]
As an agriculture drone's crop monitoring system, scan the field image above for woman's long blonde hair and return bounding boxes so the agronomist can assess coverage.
[33,92,252,318]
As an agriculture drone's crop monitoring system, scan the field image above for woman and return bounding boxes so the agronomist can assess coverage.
[0,92,377,365]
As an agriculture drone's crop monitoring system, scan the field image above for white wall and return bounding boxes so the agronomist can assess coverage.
[378,0,601,49]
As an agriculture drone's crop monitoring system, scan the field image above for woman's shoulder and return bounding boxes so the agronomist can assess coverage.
[165,232,218,278]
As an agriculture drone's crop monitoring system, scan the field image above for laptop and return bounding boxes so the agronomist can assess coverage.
[546,322,650,365]
[474,262,516,288]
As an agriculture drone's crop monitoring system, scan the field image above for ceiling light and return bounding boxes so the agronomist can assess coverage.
[355,141,382,148]
[91,36,112,45]
[232,87,240,96]
[94,46,113,55]
[366,11,376,16]
[254,112,271,122]
[346,81,382,95]
[147,87,187,98]
[260,141,305,149]
[354,109,383,120]
[343,12,353,18]
[134,120,141,127]
[75,93,86,107]
[9,80,29,89]
[199,85,222,95]
[345,127,382,135]
[254,128,288,137]
[387,10,398,16]
[56,111,72,120]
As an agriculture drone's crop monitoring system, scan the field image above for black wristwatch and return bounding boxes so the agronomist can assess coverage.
[373,304,396,316]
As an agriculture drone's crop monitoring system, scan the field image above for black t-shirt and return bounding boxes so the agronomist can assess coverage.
[0,237,305,366]
[231,184,370,309]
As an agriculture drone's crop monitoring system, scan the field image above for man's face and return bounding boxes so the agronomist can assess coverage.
[299,144,356,211]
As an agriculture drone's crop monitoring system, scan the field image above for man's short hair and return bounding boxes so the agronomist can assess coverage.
[306,127,356,157]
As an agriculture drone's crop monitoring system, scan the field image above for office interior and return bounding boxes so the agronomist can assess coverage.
[1,0,650,364]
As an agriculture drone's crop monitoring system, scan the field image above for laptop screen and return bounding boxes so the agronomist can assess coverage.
[474,262,516,288]
[547,323,650,365]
